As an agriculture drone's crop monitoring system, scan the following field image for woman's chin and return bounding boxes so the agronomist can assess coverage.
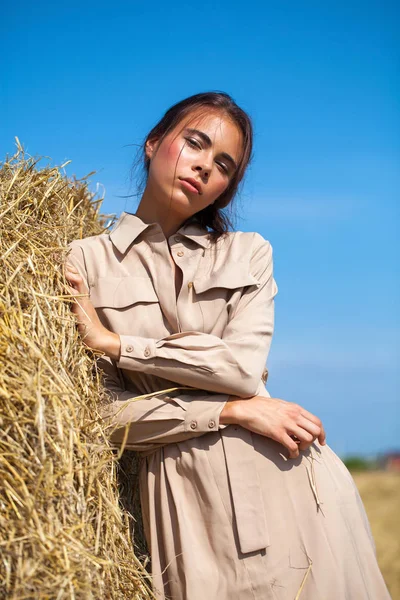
[163,189,202,215]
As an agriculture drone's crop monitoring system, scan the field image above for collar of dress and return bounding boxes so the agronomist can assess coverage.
[109,211,211,254]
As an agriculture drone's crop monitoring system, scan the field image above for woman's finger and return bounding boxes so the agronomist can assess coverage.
[281,433,300,459]
[299,407,326,444]
[299,407,322,427]
[65,262,78,273]
[297,415,321,439]
[65,271,81,283]
[64,263,85,284]
[288,425,314,445]
[64,270,88,296]
[318,423,327,445]
[64,266,81,279]
[64,283,79,296]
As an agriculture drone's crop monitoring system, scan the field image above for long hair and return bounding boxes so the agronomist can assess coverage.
[134,91,253,239]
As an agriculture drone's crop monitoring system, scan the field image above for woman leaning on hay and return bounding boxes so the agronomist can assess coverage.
[65,92,390,600]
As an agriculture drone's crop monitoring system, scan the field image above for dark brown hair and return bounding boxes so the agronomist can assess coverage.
[139,91,253,239]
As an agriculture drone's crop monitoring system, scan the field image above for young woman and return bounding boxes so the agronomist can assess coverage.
[65,92,390,600]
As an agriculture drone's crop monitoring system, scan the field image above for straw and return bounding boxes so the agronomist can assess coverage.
[0,139,155,599]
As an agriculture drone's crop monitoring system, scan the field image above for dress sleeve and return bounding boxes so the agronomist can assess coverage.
[117,234,278,398]
[97,354,229,452]
[66,241,229,451]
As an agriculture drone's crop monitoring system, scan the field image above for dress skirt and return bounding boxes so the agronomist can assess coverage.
[139,430,391,600]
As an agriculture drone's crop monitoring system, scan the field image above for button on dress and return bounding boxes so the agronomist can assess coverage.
[68,212,390,600]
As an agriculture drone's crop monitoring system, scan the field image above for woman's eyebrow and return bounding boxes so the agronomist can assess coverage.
[185,128,238,170]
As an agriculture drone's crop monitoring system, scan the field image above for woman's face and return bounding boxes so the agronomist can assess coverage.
[145,110,243,220]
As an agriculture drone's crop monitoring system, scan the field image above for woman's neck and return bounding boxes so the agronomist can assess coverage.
[135,191,188,240]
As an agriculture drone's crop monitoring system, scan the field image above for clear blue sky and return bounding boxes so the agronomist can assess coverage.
[2,0,398,456]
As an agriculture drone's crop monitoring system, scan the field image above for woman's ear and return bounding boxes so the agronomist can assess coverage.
[145,137,159,160]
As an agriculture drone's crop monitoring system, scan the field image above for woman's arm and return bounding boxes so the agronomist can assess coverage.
[64,243,230,451]
[66,234,277,399]
[98,359,325,456]
[65,239,325,456]
[97,354,229,452]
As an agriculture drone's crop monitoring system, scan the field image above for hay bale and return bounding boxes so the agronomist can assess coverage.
[0,139,153,599]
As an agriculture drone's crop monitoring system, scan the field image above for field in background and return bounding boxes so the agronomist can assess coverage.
[353,472,400,599]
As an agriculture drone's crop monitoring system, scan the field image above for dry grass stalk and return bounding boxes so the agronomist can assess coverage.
[0,139,155,599]
[294,553,313,600]
[305,448,324,515]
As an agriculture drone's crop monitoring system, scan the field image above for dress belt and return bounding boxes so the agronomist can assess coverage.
[221,426,270,554]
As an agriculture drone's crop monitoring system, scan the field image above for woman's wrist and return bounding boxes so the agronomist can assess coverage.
[220,398,243,425]
[98,331,121,361]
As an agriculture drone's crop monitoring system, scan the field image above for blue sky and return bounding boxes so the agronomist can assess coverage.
[2,0,398,456]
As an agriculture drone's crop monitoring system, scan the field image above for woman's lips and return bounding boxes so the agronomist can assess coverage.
[179,179,200,194]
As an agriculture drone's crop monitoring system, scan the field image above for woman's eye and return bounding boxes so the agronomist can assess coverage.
[184,137,230,175]
[216,161,229,174]
[185,137,201,149]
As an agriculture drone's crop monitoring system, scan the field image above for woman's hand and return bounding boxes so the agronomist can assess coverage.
[220,396,326,459]
[64,262,121,360]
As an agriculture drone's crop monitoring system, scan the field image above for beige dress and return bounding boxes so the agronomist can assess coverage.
[68,211,390,600]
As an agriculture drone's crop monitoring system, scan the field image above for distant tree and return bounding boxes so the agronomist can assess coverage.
[343,456,373,471]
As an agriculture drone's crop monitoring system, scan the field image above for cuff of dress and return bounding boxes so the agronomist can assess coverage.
[180,394,229,434]
[117,334,156,369]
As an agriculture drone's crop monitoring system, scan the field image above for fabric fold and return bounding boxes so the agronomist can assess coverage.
[222,426,270,554]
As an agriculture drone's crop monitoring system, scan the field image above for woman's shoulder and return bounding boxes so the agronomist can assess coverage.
[209,231,274,281]
[68,232,109,251]
[67,233,113,280]
[215,230,273,257]
[67,232,114,268]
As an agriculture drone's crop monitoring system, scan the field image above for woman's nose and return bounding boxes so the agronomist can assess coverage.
[192,163,211,179]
